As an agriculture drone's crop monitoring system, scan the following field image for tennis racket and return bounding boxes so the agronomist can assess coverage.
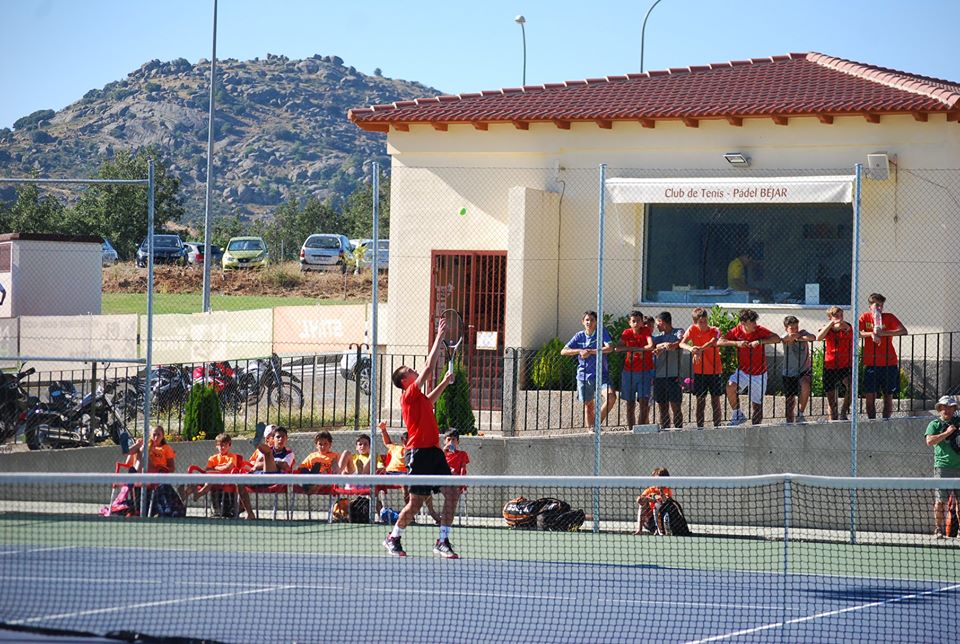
[440,308,464,380]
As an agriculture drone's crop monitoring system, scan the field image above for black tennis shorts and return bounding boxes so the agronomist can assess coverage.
[692,374,723,397]
[405,446,452,496]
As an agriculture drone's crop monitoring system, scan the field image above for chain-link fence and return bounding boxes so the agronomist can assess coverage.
[1,165,959,477]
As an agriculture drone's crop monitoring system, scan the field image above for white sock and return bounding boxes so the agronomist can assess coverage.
[439,525,451,541]
[390,525,404,539]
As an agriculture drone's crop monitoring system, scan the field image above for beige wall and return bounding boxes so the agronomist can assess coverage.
[18,314,139,373]
[8,240,101,318]
[273,304,368,354]
[383,113,960,346]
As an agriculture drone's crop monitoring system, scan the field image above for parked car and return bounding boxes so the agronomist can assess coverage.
[101,239,118,267]
[183,242,223,266]
[299,234,351,272]
[183,242,204,265]
[135,234,186,267]
[357,239,389,272]
[222,236,268,270]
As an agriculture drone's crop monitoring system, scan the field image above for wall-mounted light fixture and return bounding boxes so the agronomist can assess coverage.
[723,152,750,167]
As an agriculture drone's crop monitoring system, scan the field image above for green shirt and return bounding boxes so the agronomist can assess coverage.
[926,418,960,469]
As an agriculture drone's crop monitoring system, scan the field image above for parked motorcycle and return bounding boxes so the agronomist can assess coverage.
[191,361,244,413]
[236,353,304,409]
[107,365,191,421]
[0,366,36,443]
[23,381,125,450]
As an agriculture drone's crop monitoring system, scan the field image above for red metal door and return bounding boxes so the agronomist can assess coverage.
[429,251,506,411]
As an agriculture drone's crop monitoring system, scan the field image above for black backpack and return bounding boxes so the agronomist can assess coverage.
[149,484,186,518]
[349,496,371,523]
[538,508,586,532]
[210,488,238,518]
[654,497,691,536]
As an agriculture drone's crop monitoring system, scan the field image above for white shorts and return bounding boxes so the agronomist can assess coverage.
[728,370,768,405]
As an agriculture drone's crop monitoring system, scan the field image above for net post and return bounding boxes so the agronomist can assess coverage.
[848,163,863,543]
[369,160,380,523]
[592,164,607,532]
[782,475,791,627]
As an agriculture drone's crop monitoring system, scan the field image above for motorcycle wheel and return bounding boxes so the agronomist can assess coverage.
[358,361,372,396]
[112,383,141,422]
[268,383,304,409]
[24,416,55,451]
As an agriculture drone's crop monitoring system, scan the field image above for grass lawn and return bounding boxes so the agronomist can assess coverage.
[101,292,352,315]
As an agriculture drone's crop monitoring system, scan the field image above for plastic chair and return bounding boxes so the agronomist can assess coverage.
[291,471,335,521]
[186,465,240,519]
[245,482,291,520]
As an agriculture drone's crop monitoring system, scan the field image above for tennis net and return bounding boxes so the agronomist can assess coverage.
[0,472,958,643]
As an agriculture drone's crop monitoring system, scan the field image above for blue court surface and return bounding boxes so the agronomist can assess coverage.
[1,531,958,644]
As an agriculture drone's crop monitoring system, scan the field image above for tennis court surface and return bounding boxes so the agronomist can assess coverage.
[1,473,958,643]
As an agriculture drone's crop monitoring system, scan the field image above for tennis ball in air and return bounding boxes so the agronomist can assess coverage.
[458,207,467,216]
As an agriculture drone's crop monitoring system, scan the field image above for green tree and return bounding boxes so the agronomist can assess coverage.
[182,384,224,441]
[5,182,66,233]
[73,148,184,258]
[340,175,390,238]
[212,214,246,247]
[258,195,339,261]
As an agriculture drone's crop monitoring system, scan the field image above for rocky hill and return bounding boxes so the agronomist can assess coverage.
[0,54,440,220]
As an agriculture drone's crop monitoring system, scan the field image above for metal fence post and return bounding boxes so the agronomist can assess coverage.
[848,164,862,542]
[140,159,156,517]
[369,161,380,523]
[593,164,607,532]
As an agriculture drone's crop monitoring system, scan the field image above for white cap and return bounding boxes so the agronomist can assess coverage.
[263,424,278,440]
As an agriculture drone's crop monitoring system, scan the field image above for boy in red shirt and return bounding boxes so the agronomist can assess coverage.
[858,293,907,419]
[384,318,459,559]
[816,306,854,421]
[443,430,470,475]
[681,307,723,428]
[613,310,655,428]
[718,309,780,426]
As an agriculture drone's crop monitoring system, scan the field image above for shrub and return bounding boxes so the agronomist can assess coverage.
[182,384,224,441]
[530,337,575,390]
[708,306,739,375]
[603,313,630,390]
[436,359,475,435]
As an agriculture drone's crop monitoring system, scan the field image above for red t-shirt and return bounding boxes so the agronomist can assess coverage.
[684,325,722,375]
[445,450,470,475]
[823,324,854,369]
[620,327,654,372]
[401,383,441,449]
[724,324,775,375]
[858,311,902,367]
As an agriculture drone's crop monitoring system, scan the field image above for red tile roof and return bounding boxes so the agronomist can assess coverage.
[349,52,960,132]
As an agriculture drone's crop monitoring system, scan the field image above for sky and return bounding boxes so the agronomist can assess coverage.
[1,0,958,130]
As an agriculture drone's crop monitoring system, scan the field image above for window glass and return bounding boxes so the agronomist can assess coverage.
[644,203,852,305]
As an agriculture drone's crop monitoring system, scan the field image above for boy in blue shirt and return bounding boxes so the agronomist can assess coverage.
[561,310,616,427]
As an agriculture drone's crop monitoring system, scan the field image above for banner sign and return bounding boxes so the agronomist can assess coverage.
[606,175,854,204]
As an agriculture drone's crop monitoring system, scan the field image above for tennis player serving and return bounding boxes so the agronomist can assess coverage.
[384,317,462,559]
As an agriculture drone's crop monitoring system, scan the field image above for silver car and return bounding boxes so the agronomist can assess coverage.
[358,239,389,272]
[300,234,351,272]
[101,239,118,266]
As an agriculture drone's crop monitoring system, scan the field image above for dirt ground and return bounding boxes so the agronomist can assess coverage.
[102,262,385,299]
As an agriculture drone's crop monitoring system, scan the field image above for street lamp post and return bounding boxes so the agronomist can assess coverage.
[640,0,664,73]
[201,0,218,312]
[514,15,527,86]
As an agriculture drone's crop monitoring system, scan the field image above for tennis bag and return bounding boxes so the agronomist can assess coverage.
[654,497,691,536]
[537,504,586,532]
[349,496,371,523]
[149,484,186,518]
[502,496,553,528]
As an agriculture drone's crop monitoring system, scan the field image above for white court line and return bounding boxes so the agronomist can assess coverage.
[0,575,320,590]
[9,584,297,625]
[374,587,568,602]
[0,546,76,556]
[603,598,800,612]
[683,583,960,644]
